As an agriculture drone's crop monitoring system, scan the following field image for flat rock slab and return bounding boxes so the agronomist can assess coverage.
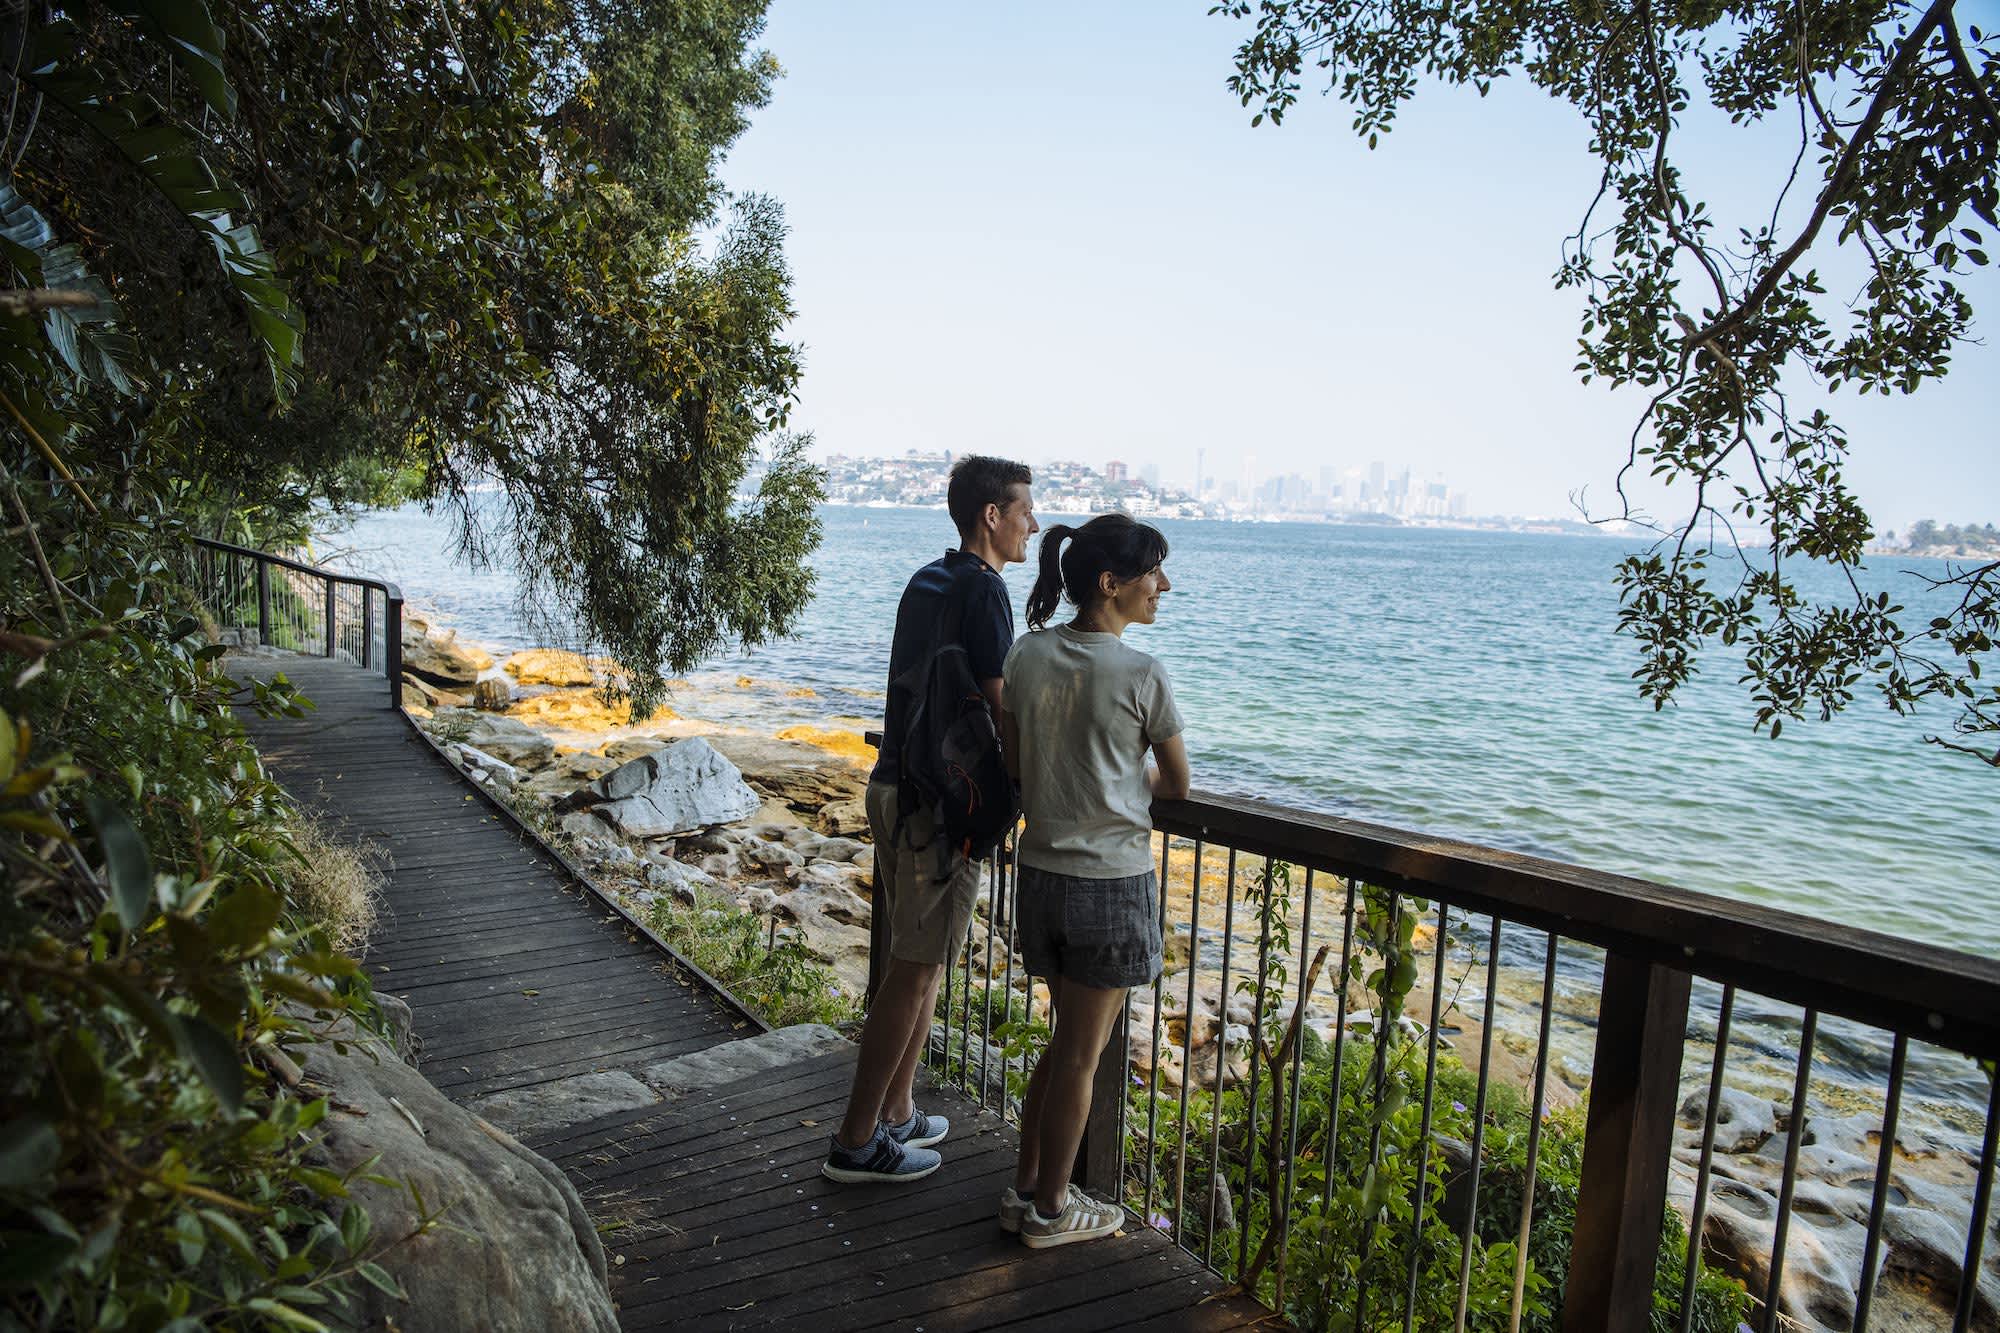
[467,1071,662,1141]
[560,737,761,838]
[640,1023,850,1099]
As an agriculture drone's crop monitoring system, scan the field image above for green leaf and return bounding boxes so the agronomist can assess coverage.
[84,795,154,929]
[0,1229,79,1287]
[169,1012,244,1115]
[205,882,282,956]
[103,0,236,119]
[245,1298,329,1331]
[0,1118,61,1189]
[0,705,14,779]
[356,1261,405,1300]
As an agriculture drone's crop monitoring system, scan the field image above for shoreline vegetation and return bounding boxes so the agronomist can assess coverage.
[392,605,1995,1331]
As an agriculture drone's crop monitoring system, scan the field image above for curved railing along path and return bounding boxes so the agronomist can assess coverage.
[232,649,1278,1333]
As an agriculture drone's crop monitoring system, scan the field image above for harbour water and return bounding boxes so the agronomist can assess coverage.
[323,501,1998,962]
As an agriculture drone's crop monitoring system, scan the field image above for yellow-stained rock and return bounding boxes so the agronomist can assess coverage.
[503,649,607,687]
[774,725,874,768]
[505,690,673,731]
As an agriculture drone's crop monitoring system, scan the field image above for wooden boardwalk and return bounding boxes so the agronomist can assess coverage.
[236,655,1277,1332]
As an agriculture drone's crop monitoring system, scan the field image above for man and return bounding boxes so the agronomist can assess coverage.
[821,455,1038,1183]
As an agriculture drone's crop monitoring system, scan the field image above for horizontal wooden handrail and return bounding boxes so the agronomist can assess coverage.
[191,535,404,603]
[860,725,1999,1060]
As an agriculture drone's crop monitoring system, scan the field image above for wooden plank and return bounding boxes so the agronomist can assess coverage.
[1562,953,1691,1333]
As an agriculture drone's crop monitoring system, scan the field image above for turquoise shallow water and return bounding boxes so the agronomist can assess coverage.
[326,501,1998,962]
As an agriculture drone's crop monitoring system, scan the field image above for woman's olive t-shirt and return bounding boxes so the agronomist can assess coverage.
[1004,625,1183,879]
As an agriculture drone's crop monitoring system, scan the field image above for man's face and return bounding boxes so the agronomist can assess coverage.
[991,483,1039,566]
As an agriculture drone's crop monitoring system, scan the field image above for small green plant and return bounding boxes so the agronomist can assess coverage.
[644,895,859,1030]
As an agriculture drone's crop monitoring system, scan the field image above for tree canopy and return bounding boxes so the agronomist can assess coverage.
[1216,0,1999,766]
[3,0,820,711]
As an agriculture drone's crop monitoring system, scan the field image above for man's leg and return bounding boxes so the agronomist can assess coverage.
[879,963,945,1128]
[835,956,943,1149]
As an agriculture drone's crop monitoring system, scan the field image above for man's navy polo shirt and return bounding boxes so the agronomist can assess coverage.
[871,549,1013,787]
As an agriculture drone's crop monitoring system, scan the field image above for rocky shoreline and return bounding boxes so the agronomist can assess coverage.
[388,614,1997,1332]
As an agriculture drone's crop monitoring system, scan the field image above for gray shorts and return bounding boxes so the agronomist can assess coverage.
[1015,865,1162,990]
[866,781,983,967]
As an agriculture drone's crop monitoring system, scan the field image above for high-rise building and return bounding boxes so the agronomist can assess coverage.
[1105,460,1128,483]
[1140,463,1160,488]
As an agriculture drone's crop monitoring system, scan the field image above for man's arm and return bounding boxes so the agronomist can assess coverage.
[981,677,1004,738]
[998,693,1020,782]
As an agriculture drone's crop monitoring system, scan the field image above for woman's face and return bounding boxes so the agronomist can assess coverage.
[1107,562,1172,626]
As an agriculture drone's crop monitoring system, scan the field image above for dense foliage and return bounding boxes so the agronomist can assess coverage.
[1214,0,1999,767]
[4,0,821,713]
[1899,519,1999,552]
[3,1,817,1325]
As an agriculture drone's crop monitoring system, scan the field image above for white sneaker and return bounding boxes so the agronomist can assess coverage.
[1018,1185,1125,1249]
[998,1184,1032,1233]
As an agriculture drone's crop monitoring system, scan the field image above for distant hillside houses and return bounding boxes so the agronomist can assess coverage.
[1884,520,2000,559]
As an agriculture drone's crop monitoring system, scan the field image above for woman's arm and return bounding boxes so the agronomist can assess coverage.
[1146,733,1190,801]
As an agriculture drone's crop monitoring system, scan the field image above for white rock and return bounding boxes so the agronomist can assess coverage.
[558,738,760,838]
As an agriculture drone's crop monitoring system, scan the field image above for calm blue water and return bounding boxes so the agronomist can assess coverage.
[322,502,1998,961]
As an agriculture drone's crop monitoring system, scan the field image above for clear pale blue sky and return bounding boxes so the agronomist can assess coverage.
[718,2,1998,529]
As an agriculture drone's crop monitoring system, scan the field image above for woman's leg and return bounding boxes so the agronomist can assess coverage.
[1012,976,1063,1194]
[1029,979,1129,1208]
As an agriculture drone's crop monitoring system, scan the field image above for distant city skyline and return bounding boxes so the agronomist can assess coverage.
[720,3,1998,533]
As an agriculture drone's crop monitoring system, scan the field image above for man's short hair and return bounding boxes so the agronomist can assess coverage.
[947,456,1033,538]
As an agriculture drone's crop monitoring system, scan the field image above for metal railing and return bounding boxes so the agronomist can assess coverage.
[901,781,2000,1333]
[187,537,403,706]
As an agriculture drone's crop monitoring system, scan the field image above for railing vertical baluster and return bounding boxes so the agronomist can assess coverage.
[1143,832,1172,1228]
[1852,1033,1907,1333]
[957,916,976,1095]
[935,919,954,1081]
[978,855,999,1109]
[1402,899,1451,1332]
[1951,1069,1999,1333]
[1454,914,1502,1331]
[1676,984,1737,1333]
[1172,839,1205,1246]
[1237,856,1277,1280]
[1760,1009,1819,1333]
[1351,885,1401,1333]
[1204,846,1238,1271]
[998,830,1019,1119]
[1323,876,1360,1209]
[1509,934,1560,1333]
[1273,866,1316,1312]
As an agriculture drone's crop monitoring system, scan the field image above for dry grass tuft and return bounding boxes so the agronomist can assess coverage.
[284,813,385,953]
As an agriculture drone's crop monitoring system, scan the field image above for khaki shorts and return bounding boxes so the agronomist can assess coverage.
[865,780,984,966]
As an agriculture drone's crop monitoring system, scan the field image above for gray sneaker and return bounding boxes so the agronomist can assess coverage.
[820,1127,942,1185]
[998,1184,1032,1234]
[884,1106,949,1149]
[1018,1185,1124,1248]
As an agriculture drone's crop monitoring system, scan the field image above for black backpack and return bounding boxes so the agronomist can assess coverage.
[891,563,1019,879]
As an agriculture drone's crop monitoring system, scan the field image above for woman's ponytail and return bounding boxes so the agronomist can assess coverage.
[1026,525,1073,630]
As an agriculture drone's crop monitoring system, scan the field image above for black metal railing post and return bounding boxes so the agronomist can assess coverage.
[1562,951,1694,1333]
[255,560,271,647]
[323,578,336,658]
[360,587,374,670]
[383,591,402,707]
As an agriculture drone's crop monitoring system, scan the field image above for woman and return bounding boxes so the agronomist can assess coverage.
[998,512,1191,1248]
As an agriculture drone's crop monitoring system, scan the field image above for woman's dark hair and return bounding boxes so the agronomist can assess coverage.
[1026,513,1170,630]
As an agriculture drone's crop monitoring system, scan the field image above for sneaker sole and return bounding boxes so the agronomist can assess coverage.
[1019,1217,1122,1249]
[820,1157,942,1185]
[903,1128,948,1149]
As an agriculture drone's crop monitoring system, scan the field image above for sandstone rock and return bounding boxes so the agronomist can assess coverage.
[603,735,670,763]
[560,810,619,852]
[817,797,869,838]
[816,836,869,864]
[466,1071,661,1142]
[401,624,493,688]
[638,1024,850,1099]
[743,839,806,873]
[472,677,512,710]
[777,878,872,930]
[741,885,779,915]
[702,733,871,818]
[556,738,760,838]
[455,743,524,787]
[503,649,601,687]
[298,1024,616,1333]
[404,675,472,710]
[462,714,557,770]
